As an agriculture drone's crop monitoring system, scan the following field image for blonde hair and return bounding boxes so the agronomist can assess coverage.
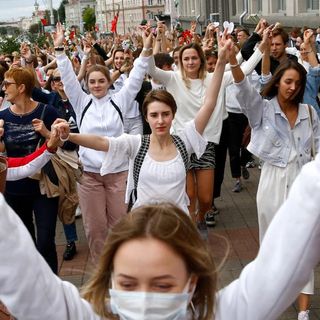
[81,203,217,320]
[179,43,207,89]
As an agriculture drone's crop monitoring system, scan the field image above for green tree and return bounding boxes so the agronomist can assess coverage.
[82,7,96,31]
[0,36,20,54]
[29,23,40,34]
[0,27,7,36]
[57,0,68,23]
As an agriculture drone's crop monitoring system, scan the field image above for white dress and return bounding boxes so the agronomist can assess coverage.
[257,130,314,294]
[100,120,207,213]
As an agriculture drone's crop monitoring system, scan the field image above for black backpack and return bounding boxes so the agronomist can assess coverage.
[128,134,189,211]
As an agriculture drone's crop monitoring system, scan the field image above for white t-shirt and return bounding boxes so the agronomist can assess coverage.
[101,120,207,213]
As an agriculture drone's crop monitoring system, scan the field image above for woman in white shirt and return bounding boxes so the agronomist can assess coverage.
[229,33,320,320]
[147,25,267,230]
[53,37,232,216]
[53,22,153,264]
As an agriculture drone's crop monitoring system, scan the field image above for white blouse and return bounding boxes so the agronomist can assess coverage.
[100,120,207,212]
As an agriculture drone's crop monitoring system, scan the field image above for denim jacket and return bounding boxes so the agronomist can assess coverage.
[304,66,320,117]
[234,77,320,168]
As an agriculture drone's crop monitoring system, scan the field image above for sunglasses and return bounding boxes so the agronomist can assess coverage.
[2,80,16,88]
[52,76,61,82]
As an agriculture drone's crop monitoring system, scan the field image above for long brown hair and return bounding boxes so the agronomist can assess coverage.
[179,43,207,89]
[262,59,307,105]
[81,203,217,320]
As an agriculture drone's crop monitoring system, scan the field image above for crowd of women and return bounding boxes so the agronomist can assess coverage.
[0,17,320,319]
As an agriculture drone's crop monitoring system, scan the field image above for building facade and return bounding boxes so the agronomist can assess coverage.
[65,0,96,32]
[230,0,320,29]
[95,0,165,34]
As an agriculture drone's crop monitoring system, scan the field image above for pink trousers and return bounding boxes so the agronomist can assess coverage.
[78,171,128,264]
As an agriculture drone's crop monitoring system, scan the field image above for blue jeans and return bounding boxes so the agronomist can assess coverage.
[5,193,58,274]
[63,221,78,243]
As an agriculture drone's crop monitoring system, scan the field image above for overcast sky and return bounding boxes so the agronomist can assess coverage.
[0,0,62,21]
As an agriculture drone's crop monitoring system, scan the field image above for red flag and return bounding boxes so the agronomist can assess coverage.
[40,18,48,26]
[111,12,119,33]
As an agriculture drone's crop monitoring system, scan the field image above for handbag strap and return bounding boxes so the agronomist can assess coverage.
[307,104,316,159]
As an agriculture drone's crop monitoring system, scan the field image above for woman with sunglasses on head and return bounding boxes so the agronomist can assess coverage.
[0,66,60,274]
[53,22,153,264]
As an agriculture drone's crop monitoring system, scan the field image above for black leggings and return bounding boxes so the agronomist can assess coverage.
[227,112,252,178]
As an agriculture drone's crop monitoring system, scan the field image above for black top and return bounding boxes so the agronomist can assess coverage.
[1,103,59,195]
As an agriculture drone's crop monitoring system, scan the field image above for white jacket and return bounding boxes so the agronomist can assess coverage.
[56,54,151,173]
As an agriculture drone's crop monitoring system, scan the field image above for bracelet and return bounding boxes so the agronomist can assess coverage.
[54,46,65,51]
[60,134,70,142]
[46,142,57,154]
[230,63,239,68]
[142,47,153,52]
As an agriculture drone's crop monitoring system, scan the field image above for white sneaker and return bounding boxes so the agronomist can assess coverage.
[75,205,82,218]
[298,310,309,320]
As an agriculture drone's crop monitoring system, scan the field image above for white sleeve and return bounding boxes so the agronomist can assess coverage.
[56,53,91,120]
[112,55,151,114]
[100,134,140,176]
[147,55,175,84]
[216,153,320,320]
[0,193,101,319]
[179,120,207,158]
[6,151,52,181]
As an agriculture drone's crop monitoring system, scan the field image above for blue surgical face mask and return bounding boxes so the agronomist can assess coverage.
[109,278,195,320]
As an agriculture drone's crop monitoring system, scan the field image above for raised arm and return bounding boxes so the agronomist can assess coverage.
[194,33,230,135]
[217,154,320,319]
[77,39,92,82]
[112,29,154,109]
[53,22,91,117]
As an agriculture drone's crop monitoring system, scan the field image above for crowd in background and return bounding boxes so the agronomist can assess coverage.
[1,17,320,320]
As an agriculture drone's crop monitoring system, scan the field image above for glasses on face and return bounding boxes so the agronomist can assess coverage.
[52,76,61,82]
[2,80,16,88]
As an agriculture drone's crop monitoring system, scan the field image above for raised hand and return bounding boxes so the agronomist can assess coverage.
[20,43,32,60]
[218,37,233,65]
[141,26,154,50]
[254,18,268,36]
[52,22,65,47]
[82,39,92,56]
[304,29,315,45]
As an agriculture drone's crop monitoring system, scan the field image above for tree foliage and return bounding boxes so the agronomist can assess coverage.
[0,36,20,54]
[82,7,96,31]
[57,0,68,23]
[29,23,41,34]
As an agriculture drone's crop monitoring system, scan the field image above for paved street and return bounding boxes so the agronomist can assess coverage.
[55,162,320,319]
